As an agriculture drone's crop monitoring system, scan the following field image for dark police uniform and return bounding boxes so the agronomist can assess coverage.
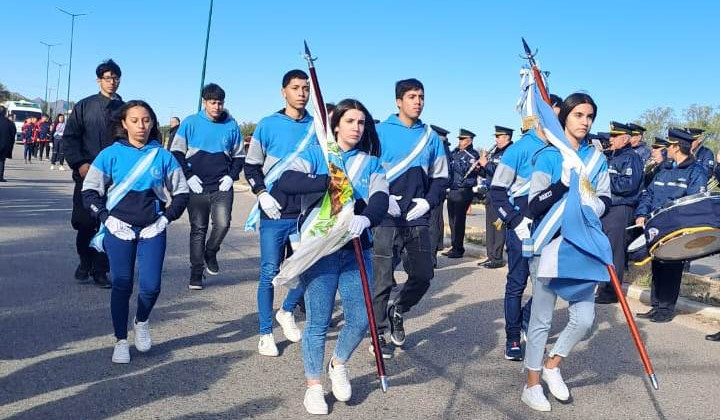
[643,137,670,188]
[627,123,651,164]
[429,125,452,266]
[444,128,480,257]
[597,123,644,303]
[478,131,511,267]
[635,128,708,322]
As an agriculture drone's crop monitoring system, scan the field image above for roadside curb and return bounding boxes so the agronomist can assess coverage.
[450,240,720,323]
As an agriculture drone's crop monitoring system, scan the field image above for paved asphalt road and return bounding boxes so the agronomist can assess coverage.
[1,149,719,420]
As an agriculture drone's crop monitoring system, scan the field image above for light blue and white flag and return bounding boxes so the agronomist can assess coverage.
[518,66,612,281]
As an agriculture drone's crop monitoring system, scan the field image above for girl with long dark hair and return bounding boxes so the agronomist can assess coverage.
[82,100,189,363]
[278,98,389,414]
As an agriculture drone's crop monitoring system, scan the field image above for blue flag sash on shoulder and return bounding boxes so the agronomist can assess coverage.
[243,123,316,231]
[384,124,432,183]
[90,147,160,253]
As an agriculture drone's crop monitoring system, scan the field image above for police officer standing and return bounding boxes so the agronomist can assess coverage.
[627,123,650,164]
[596,122,644,304]
[477,126,514,268]
[643,137,670,187]
[686,128,716,180]
[635,128,708,323]
[430,125,452,266]
[442,129,480,258]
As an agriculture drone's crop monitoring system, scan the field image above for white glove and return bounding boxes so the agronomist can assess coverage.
[406,198,430,222]
[513,216,532,241]
[218,175,234,192]
[258,191,282,220]
[105,215,135,241]
[387,195,403,217]
[139,216,169,239]
[561,158,573,187]
[348,215,371,237]
[187,175,203,194]
[581,192,606,217]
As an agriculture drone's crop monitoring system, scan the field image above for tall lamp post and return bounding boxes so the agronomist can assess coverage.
[53,61,67,113]
[40,41,60,115]
[197,0,214,112]
[58,8,88,111]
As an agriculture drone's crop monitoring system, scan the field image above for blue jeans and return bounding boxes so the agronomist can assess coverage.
[104,229,166,340]
[301,249,372,379]
[505,229,531,341]
[524,258,595,371]
[258,218,305,335]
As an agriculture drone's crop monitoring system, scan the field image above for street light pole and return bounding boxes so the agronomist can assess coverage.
[53,61,67,113]
[40,41,60,115]
[58,8,88,111]
[198,0,214,112]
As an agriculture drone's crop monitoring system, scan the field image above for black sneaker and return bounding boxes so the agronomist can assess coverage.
[445,249,464,259]
[74,263,90,281]
[636,308,657,319]
[368,335,394,360]
[650,311,674,323]
[189,273,204,290]
[594,293,618,305]
[388,304,405,346]
[505,340,523,361]
[92,273,112,289]
[204,252,219,276]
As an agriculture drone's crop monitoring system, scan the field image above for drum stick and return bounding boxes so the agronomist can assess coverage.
[625,224,641,231]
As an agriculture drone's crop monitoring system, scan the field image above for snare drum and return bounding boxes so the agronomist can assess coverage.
[631,192,720,262]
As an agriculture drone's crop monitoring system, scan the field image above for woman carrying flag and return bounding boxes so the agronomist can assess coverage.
[82,100,189,364]
[521,93,612,411]
[277,99,389,415]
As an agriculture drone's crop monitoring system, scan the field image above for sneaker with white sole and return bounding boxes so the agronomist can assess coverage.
[50,165,55,170]
[258,333,279,357]
[521,384,551,412]
[303,384,328,415]
[112,339,131,364]
[133,318,152,352]
[542,366,571,402]
[275,309,302,342]
[58,165,66,171]
[328,358,352,402]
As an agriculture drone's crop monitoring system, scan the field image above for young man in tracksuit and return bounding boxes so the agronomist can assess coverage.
[489,121,546,361]
[635,128,708,323]
[170,83,244,290]
[244,70,314,356]
[596,122,644,304]
[371,78,448,358]
[63,59,125,288]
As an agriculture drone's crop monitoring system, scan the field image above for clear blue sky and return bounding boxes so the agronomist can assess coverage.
[2,0,718,149]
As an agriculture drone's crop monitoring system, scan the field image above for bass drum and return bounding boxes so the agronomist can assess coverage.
[641,192,720,262]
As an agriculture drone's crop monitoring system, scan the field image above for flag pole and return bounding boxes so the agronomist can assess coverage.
[303,41,388,392]
[521,37,658,390]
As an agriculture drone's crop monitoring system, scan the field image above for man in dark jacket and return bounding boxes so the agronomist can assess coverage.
[429,125,451,267]
[0,106,16,182]
[63,59,124,288]
[165,117,180,150]
[442,128,480,258]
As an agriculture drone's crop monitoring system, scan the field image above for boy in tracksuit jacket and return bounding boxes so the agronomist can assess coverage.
[243,69,314,356]
[371,78,448,359]
[170,83,244,290]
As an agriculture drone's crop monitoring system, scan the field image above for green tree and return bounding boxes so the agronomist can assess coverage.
[240,121,256,139]
[0,82,10,102]
[635,107,677,140]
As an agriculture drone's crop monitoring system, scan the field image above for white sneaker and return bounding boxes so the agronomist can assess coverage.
[258,333,279,357]
[112,339,131,364]
[50,165,55,170]
[58,165,66,171]
[133,318,152,352]
[275,309,302,342]
[328,358,352,402]
[303,384,328,415]
[521,384,551,412]
[542,366,571,402]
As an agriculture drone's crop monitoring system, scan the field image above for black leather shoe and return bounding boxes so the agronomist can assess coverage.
[74,263,90,281]
[477,259,491,267]
[484,261,506,269]
[93,273,112,289]
[594,294,618,305]
[650,311,675,323]
[440,250,452,256]
[705,331,720,341]
[445,250,464,259]
[636,308,657,319]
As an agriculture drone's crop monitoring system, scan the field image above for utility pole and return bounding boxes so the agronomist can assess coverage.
[198,0,214,112]
[40,41,60,114]
[58,8,88,110]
